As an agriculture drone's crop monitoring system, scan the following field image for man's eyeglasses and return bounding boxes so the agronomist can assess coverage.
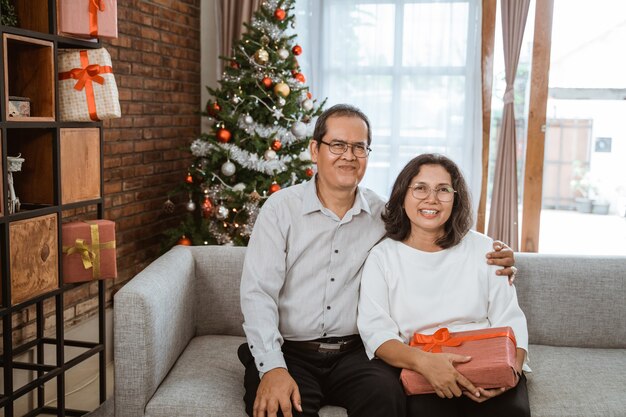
[319,140,371,158]
[409,183,457,202]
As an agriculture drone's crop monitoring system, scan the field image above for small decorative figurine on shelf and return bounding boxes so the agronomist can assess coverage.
[7,154,25,214]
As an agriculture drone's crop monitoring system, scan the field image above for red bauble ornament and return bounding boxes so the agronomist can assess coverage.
[271,139,282,151]
[305,168,314,177]
[292,45,302,56]
[269,182,281,194]
[216,128,232,143]
[207,102,221,117]
[202,195,213,218]
[230,60,240,69]
[274,8,286,20]
[307,91,312,99]
[294,73,306,83]
[178,235,192,246]
[185,172,193,184]
[262,76,273,89]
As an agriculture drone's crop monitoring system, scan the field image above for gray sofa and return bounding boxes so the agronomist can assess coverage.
[114,245,626,417]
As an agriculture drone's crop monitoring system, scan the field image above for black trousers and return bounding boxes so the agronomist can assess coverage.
[407,374,531,417]
[238,341,405,417]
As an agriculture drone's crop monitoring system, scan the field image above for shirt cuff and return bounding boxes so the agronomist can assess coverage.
[254,349,287,374]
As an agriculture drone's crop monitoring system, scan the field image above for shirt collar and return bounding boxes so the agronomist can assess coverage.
[302,174,372,216]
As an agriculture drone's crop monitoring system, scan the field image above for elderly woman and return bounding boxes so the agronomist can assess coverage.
[357,154,530,417]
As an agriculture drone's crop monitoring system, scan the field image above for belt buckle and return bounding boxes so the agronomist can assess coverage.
[318,342,341,352]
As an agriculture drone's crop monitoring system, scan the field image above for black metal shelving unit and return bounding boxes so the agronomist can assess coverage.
[0,1,107,415]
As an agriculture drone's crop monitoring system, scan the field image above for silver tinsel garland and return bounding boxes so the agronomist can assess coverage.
[190,139,293,175]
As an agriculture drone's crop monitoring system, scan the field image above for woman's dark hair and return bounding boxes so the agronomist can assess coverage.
[313,104,372,146]
[382,153,473,249]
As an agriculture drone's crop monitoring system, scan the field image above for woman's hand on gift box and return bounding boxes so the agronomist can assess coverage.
[464,386,509,403]
[414,351,481,399]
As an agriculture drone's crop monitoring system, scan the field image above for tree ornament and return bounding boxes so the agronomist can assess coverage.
[299,149,311,161]
[186,198,196,212]
[271,139,282,151]
[244,115,254,125]
[185,172,193,184]
[221,160,236,177]
[273,82,290,97]
[277,48,289,60]
[269,182,281,194]
[233,183,246,192]
[163,198,175,214]
[264,149,277,161]
[201,195,213,218]
[215,204,229,220]
[274,8,286,20]
[294,72,306,83]
[254,48,269,65]
[249,190,261,202]
[231,95,241,104]
[277,97,286,107]
[292,45,302,56]
[229,60,240,69]
[301,99,313,111]
[207,102,220,117]
[216,128,232,143]
[307,91,312,99]
[291,121,307,139]
[305,167,314,177]
[302,115,311,123]
[177,235,192,246]
[260,35,270,46]
[262,76,273,89]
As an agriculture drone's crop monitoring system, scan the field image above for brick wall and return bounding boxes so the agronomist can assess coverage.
[11,0,202,344]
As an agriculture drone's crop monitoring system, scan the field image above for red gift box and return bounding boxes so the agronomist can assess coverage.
[58,0,118,39]
[62,220,117,283]
[400,327,518,395]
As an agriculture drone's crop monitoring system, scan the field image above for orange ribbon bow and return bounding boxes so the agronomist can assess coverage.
[410,328,516,353]
[89,0,106,37]
[59,50,113,121]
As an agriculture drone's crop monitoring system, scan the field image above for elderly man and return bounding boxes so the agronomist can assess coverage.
[239,104,516,417]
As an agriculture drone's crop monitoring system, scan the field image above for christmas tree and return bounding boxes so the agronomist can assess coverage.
[165,0,325,247]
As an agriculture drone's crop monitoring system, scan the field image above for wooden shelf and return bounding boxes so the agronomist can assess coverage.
[60,127,101,204]
[12,0,51,34]
[6,128,55,209]
[3,34,55,122]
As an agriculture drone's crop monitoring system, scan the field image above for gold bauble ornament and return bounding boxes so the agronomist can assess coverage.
[273,82,290,98]
[254,48,269,65]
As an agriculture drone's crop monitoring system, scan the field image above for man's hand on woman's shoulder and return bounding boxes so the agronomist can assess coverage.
[486,240,517,284]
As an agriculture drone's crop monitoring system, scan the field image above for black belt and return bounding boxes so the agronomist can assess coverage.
[283,335,362,353]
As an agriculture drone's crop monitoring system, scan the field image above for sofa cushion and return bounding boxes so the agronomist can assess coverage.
[145,335,347,417]
[516,254,626,348]
[191,246,247,337]
[526,344,626,417]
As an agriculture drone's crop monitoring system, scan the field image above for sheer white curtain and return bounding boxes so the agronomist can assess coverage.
[294,0,483,206]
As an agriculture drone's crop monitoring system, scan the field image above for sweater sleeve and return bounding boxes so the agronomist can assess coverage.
[357,248,404,359]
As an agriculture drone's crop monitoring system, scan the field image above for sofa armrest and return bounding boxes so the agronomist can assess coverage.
[114,246,196,417]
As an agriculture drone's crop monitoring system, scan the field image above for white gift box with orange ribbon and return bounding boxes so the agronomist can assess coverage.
[58,47,121,121]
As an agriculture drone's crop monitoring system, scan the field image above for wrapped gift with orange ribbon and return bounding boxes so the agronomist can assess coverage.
[62,220,117,283]
[58,48,121,121]
[400,327,519,395]
[58,0,118,39]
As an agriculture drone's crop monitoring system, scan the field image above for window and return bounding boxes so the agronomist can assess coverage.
[295,0,483,202]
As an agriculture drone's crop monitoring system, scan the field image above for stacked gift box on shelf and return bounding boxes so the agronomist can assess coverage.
[57,0,118,39]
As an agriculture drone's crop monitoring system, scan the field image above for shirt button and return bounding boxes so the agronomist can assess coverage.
[334,249,339,253]
[327,306,331,310]
[250,345,253,349]
[330,278,335,282]
[259,362,264,367]
[323,332,327,337]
